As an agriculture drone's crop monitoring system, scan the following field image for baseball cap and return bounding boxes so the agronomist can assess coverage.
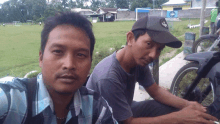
[132,15,182,48]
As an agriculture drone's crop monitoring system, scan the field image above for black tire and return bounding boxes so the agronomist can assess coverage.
[192,37,216,53]
[170,62,214,106]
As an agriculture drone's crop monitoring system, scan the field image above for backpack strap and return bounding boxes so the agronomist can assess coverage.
[25,77,37,124]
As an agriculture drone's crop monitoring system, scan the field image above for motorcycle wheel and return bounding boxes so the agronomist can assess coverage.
[192,37,216,53]
[170,62,214,106]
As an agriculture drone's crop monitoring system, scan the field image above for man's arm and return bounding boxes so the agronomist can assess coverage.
[139,65,191,109]
[123,105,217,124]
[146,83,190,109]
[121,83,217,124]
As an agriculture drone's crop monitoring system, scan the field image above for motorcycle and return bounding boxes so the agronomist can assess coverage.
[170,35,220,119]
[192,29,220,53]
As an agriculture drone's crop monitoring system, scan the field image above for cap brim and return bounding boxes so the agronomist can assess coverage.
[147,31,182,48]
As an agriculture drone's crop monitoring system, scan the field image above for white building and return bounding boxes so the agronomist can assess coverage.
[191,0,218,8]
[71,8,94,16]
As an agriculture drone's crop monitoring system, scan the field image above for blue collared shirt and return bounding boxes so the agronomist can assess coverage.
[0,74,117,124]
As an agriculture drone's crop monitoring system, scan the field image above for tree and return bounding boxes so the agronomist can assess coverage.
[115,0,129,8]
[90,0,107,11]
[75,0,90,8]
[32,0,47,21]
[130,0,151,11]
[130,0,168,11]
[106,0,116,8]
[155,0,168,9]
[0,1,11,22]
[62,0,68,8]
[68,0,77,8]
[43,1,69,22]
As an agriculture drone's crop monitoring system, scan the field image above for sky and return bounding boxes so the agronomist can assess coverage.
[0,0,9,4]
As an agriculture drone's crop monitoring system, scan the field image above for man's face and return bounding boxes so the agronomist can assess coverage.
[39,25,91,94]
[131,32,165,67]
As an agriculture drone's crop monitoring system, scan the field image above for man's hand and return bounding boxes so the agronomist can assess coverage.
[184,101,207,111]
[175,103,218,124]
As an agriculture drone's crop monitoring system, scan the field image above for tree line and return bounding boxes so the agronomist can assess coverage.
[0,0,168,23]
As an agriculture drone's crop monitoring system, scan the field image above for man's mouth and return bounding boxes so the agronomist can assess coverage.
[143,60,150,65]
[57,74,77,84]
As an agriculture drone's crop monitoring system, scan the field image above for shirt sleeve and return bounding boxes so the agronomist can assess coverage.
[137,65,155,88]
[0,87,9,122]
[95,96,118,124]
[96,79,133,122]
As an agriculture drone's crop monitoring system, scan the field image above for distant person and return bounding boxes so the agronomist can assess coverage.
[39,21,41,26]
[2,23,5,27]
[216,1,220,33]
[0,12,117,124]
[86,15,218,124]
[211,2,218,34]
[216,13,220,33]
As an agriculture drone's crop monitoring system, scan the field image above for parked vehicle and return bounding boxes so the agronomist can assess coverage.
[170,51,220,118]
[192,28,220,53]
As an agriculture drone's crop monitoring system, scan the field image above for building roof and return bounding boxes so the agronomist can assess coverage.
[98,8,118,13]
[71,8,93,12]
[161,0,189,6]
[117,8,130,11]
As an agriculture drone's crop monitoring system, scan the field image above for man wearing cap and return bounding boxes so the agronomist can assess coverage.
[86,15,218,124]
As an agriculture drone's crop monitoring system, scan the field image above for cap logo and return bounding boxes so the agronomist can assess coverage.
[160,19,168,29]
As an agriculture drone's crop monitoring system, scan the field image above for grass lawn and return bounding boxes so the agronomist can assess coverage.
[0,18,211,77]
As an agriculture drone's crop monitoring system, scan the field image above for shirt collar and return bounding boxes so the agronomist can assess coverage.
[33,73,83,117]
[72,89,82,116]
[33,73,54,116]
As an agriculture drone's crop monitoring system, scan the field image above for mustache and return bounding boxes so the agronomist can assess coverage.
[148,59,154,63]
[144,58,153,64]
[55,70,79,80]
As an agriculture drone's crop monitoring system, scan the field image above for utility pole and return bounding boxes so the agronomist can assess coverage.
[199,0,206,37]
[153,0,155,14]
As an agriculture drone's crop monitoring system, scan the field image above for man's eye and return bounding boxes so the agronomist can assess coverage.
[147,42,151,45]
[77,53,86,57]
[53,50,62,54]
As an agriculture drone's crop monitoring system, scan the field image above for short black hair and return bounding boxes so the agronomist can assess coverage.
[126,29,148,45]
[216,1,219,7]
[41,12,95,59]
[132,29,148,41]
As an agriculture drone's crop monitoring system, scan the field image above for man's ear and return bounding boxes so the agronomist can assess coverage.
[126,31,135,46]
[39,51,43,68]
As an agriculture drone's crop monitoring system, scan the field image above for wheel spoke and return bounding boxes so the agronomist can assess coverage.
[171,63,213,106]
[195,39,215,53]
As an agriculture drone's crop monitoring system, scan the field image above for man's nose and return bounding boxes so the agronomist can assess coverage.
[63,54,76,70]
[149,49,158,60]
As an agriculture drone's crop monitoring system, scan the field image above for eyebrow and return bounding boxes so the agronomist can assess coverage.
[49,43,66,49]
[76,48,90,53]
[49,43,90,53]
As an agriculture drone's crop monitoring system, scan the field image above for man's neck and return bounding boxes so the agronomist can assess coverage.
[116,47,137,73]
[48,89,75,119]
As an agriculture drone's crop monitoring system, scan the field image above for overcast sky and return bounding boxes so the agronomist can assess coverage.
[0,0,9,4]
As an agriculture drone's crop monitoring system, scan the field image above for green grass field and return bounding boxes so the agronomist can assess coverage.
[0,18,211,77]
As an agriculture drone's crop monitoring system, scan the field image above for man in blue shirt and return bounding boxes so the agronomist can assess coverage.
[0,12,117,124]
